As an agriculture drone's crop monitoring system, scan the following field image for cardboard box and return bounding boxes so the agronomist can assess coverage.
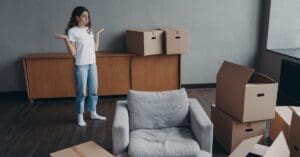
[211,105,266,153]
[269,106,293,141]
[126,29,163,56]
[50,141,113,157]
[229,132,290,157]
[216,61,278,122]
[289,107,300,157]
[160,28,189,54]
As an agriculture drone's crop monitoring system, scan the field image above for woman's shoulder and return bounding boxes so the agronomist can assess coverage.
[69,26,77,31]
[68,26,79,33]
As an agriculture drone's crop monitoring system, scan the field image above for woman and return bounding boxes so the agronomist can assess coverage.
[55,6,106,126]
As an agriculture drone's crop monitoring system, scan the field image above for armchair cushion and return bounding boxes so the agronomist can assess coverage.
[128,127,209,157]
[127,88,190,130]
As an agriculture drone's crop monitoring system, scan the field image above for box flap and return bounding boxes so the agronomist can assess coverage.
[248,72,277,84]
[251,144,269,156]
[50,141,113,157]
[276,106,293,126]
[290,106,300,116]
[264,132,290,157]
[229,132,289,157]
[216,61,255,120]
[217,61,255,85]
[229,135,263,157]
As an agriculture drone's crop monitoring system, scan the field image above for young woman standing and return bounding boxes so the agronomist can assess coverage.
[55,6,106,126]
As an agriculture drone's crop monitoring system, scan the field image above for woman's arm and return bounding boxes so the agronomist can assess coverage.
[54,34,76,56]
[94,28,104,51]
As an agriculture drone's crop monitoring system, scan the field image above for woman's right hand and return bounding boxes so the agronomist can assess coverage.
[54,33,68,40]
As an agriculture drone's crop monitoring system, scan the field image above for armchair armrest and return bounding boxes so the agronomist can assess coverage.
[112,100,130,155]
[189,98,213,154]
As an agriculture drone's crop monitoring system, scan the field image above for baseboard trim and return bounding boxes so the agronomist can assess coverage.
[181,83,216,89]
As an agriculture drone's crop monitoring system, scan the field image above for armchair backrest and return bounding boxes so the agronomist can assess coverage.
[127,88,190,130]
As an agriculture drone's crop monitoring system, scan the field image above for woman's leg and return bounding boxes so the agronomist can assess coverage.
[86,63,98,111]
[87,63,106,120]
[75,65,88,126]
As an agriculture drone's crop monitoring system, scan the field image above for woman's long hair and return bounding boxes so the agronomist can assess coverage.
[65,6,92,35]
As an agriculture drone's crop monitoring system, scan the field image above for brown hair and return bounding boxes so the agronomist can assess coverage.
[65,6,92,35]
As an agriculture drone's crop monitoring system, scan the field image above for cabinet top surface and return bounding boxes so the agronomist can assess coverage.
[24,51,135,59]
[24,52,180,59]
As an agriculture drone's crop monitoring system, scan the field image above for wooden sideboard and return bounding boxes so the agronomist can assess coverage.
[23,52,181,101]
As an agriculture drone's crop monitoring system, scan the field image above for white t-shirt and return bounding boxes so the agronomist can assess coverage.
[68,26,96,65]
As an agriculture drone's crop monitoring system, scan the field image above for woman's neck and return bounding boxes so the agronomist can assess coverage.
[77,23,85,28]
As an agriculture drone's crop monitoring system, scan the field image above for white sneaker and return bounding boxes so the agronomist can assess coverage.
[91,111,107,120]
[77,114,86,126]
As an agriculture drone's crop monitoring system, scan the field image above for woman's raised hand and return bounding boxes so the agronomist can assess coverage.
[96,28,104,36]
[54,33,68,40]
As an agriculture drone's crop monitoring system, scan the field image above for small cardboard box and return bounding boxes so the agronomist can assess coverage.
[289,107,300,157]
[211,105,266,153]
[160,28,189,54]
[216,61,278,122]
[229,132,290,157]
[269,106,293,141]
[50,141,113,157]
[126,29,163,56]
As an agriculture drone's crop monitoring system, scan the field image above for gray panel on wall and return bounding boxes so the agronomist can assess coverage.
[0,0,262,92]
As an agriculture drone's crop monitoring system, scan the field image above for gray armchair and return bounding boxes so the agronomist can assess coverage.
[112,89,213,157]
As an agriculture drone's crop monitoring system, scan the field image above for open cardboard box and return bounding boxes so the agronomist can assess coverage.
[289,107,300,157]
[126,29,163,56]
[216,61,278,122]
[160,28,189,55]
[50,141,113,157]
[269,106,293,142]
[229,132,290,157]
[211,104,266,153]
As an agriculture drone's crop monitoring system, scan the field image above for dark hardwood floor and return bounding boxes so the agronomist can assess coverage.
[0,88,228,157]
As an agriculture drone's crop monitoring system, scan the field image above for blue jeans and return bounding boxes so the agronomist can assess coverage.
[75,64,98,114]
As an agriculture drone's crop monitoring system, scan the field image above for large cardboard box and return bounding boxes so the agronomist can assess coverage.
[160,28,189,54]
[126,29,163,56]
[216,61,278,122]
[229,132,290,157]
[289,107,300,157]
[50,141,113,157]
[211,105,266,153]
[269,106,293,141]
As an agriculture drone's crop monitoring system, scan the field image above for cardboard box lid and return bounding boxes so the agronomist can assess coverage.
[229,132,290,157]
[50,141,113,157]
[160,28,188,33]
[127,29,163,33]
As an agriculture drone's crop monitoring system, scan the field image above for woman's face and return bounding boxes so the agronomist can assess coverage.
[76,11,89,26]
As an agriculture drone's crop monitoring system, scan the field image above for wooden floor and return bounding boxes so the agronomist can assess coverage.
[0,88,228,157]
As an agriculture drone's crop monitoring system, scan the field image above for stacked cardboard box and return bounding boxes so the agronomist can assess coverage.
[211,105,266,152]
[160,28,189,55]
[126,28,189,56]
[270,106,300,157]
[212,61,279,153]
